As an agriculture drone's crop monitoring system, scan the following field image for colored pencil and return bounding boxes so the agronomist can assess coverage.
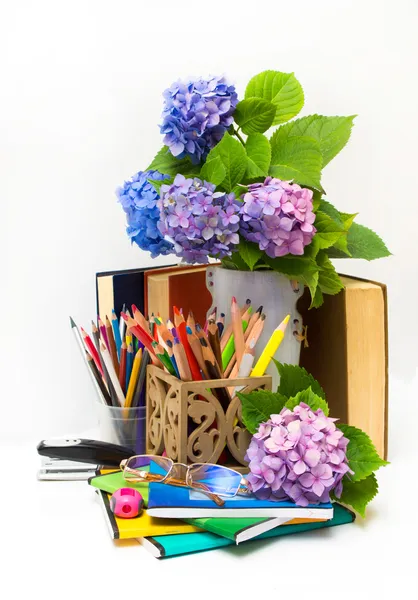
[186,310,196,333]
[172,335,192,381]
[173,307,202,381]
[186,325,209,379]
[152,341,176,376]
[251,314,290,377]
[106,316,119,371]
[132,304,149,332]
[244,305,262,341]
[86,351,112,406]
[121,312,156,356]
[98,317,110,352]
[119,304,127,341]
[99,341,125,407]
[165,340,181,378]
[125,348,142,408]
[131,349,150,408]
[231,296,245,368]
[241,298,251,315]
[199,337,232,410]
[220,322,233,351]
[216,313,225,337]
[222,317,249,372]
[226,314,265,379]
[111,309,123,359]
[125,342,134,391]
[207,319,222,372]
[91,321,119,406]
[80,327,103,376]
[230,338,257,395]
[119,342,127,393]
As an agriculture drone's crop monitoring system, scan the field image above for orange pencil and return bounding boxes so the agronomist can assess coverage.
[186,310,196,334]
[240,298,251,315]
[244,305,262,341]
[172,336,192,381]
[231,296,245,368]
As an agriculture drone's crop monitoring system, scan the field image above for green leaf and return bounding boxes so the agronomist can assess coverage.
[317,251,344,295]
[318,200,358,256]
[311,285,324,308]
[339,424,389,482]
[313,210,345,250]
[284,387,329,416]
[147,147,200,177]
[338,473,378,518]
[274,362,326,399]
[223,252,250,271]
[245,134,271,178]
[205,133,247,192]
[234,98,276,134]
[238,239,263,270]
[199,156,226,186]
[245,70,304,125]
[273,114,356,166]
[263,255,318,278]
[238,390,288,434]
[302,270,320,307]
[339,223,391,261]
[269,134,323,190]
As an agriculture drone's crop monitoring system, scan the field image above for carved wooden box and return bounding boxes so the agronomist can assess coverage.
[146,365,272,469]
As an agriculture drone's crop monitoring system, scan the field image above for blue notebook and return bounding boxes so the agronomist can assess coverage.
[141,503,355,558]
[147,462,333,519]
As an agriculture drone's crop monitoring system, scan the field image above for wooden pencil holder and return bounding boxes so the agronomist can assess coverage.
[146,365,272,470]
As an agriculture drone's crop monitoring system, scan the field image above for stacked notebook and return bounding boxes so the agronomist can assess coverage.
[89,469,355,559]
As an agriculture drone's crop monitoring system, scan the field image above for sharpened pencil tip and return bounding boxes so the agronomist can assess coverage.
[232,296,237,303]
[283,314,291,325]
[173,306,180,315]
[186,326,192,334]
[69,316,76,328]
[132,304,138,313]
[246,298,251,304]
[257,305,263,314]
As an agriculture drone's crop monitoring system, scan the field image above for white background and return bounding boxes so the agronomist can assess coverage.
[1,1,418,596]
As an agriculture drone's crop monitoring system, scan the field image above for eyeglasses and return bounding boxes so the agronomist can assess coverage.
[119,455,251,507]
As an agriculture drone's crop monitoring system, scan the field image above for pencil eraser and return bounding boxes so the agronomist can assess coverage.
[109,488,143,519]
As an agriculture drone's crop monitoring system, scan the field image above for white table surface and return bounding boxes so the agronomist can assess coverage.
[2,375,417,600]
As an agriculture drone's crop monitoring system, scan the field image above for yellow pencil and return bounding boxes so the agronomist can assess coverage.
[251,314,290,377]
[125,348,142,408]
[125,332,133,348]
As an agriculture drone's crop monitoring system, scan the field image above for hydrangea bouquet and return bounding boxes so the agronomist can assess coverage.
[117,70,390,306]
[238,362,388,516]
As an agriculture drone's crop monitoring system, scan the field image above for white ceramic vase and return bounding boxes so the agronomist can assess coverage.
[206,267,305,390]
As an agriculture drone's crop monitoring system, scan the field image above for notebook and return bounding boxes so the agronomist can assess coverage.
[95,490,202,540]
[147,462,334,519]
[144,264,217,324]
[298,275,388,458]
[88,471,150,506]
[96,265,175,321]
[141,503,355,558]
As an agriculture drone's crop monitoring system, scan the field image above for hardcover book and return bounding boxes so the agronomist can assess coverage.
[298,274,388,458]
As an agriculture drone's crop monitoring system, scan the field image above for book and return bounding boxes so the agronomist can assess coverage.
[96,265,174,321]
[140,503,355,558]
[298,275,388,458]
[184,514,326,544]
[88,471,150,506]
[144,264,216,324]
[95,490,202,540]
[147,466,334,519]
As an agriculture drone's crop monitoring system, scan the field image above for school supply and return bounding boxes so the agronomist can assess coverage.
[88,470,150,505]
[110,488,144,518]
[146,462,334,519]
[37,457,98,481]
[298,275,388,458]
[251,314,290,376]
[184,514,326,544]
[140,503,355,558]
[96,490,202,540]
[37,438,134,467]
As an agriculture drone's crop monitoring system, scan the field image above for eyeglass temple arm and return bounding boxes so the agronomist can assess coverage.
[122,466,225,507]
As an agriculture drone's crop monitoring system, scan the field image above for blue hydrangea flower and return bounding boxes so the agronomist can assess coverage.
[157,174,241,264]
[160,75,238,163]
[116,170,174,258]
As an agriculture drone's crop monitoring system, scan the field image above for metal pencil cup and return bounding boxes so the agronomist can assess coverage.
[146,365,272,470]
[95,401,146,453]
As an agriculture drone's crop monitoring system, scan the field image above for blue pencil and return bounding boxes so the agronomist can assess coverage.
[111,309,123,360]
[125,343,134,391]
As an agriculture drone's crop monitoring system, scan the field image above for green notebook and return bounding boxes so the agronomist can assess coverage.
[88,471,150,506]
[141,503,355,558]
[184,513,329,544]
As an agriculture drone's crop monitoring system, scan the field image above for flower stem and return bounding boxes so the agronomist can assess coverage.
[233,127,246,146]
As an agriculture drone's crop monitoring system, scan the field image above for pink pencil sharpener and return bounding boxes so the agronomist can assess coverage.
[109,488,144,519]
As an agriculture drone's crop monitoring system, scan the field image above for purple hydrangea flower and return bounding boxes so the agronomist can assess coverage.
[239,177,317,257]
[244,402,353,506]
[157,174,241,263]
[160,76,238,163]
[116,170,174,258]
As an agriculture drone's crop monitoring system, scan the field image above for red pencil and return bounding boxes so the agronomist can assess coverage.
[121,312,155,354]
[80,328,103,376]
[173,307,202,381]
